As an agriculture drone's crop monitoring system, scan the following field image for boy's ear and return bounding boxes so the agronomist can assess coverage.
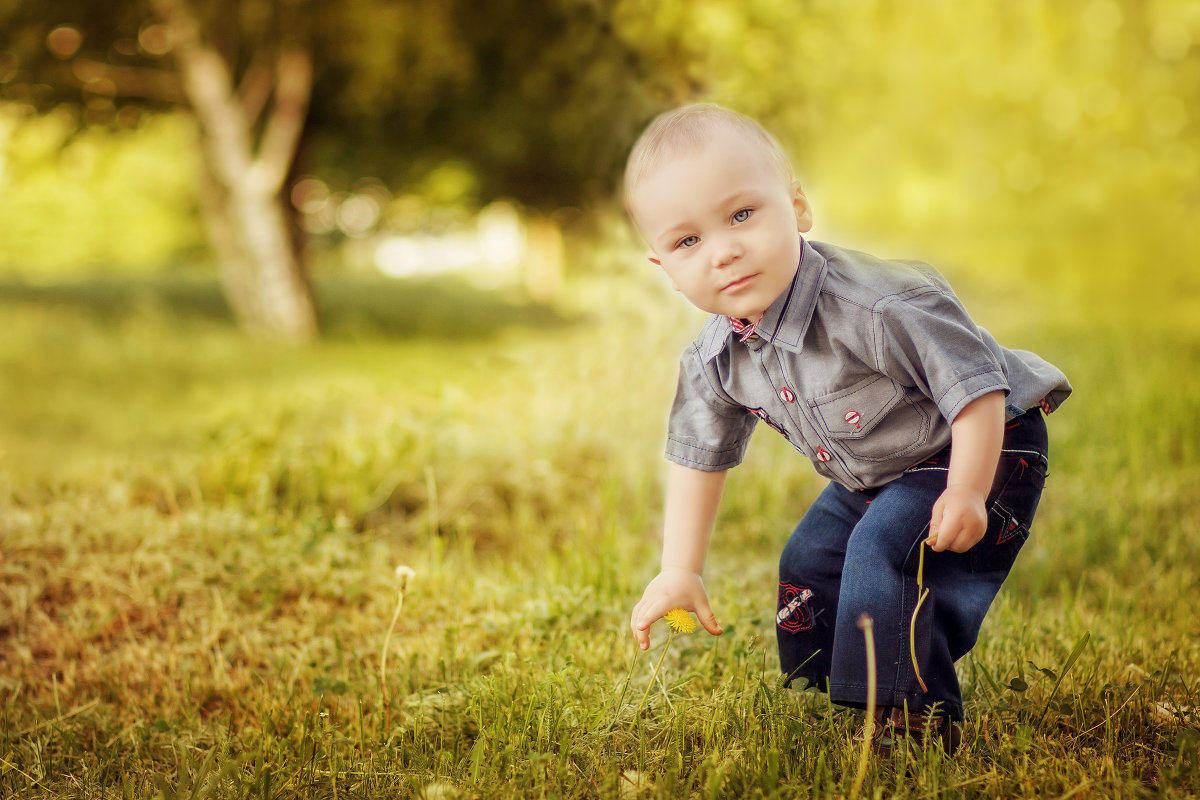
[646,250,679,290]
[792,182,814,233]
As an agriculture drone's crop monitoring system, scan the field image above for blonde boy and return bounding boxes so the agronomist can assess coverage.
[625,104,1070,750]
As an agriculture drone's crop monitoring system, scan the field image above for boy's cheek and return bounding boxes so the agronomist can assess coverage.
[656,261,683,292]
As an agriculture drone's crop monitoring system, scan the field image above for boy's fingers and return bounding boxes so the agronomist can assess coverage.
[630,603,646,635]
[630,599,662,645]
[695,599,723,636]
[933,511,967,552]
[928,504,947,551]
[631,608,651,650]
[931,521,954,552]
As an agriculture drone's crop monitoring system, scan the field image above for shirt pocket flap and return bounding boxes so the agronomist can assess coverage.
[810,375,902,440]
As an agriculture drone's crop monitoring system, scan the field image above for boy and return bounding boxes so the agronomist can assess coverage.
[625,104,1071,752]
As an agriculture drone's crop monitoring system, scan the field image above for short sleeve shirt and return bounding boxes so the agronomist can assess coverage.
[664,239,1072,490]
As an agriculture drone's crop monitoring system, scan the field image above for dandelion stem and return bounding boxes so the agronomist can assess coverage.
[909,536,936,694]
[910,589,931,693]
[850,614,876,800]
[380,586,407,732]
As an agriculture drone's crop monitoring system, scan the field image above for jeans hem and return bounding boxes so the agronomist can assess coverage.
[827,682,965,722]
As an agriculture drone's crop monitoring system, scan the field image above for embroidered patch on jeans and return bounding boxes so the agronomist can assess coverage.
[776,583,814,632]
[990,501,1028,545]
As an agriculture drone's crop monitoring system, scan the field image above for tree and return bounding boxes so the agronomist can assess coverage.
[0,0,680,340]
[155,0,319,341]
[2,0,321,339]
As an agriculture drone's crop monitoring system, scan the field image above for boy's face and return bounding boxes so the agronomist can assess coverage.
[629,127,813,321]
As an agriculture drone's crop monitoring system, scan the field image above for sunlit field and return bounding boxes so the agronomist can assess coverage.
[2,244,1198,798]
[3,1,1200,795]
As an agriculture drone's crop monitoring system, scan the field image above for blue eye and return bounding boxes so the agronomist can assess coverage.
[676,235,700,249]
[732,208,753,223]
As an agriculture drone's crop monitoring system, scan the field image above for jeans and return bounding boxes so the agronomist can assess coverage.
[776,408,1049,721]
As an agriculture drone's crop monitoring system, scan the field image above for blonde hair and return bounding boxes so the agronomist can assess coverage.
[623,104,795,209]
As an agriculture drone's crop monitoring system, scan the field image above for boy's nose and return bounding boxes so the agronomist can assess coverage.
[710,237,743,268]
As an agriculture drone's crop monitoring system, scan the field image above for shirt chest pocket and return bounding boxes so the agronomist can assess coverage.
[809,375,932,463]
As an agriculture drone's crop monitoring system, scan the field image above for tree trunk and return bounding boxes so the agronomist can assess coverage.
[151,0,318,342]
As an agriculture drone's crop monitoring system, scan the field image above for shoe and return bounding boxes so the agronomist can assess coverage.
[871,706,962,756]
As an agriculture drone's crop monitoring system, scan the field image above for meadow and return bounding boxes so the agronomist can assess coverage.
[1,248,1198,799]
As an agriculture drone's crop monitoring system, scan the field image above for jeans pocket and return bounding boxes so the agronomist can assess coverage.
[968,453,1047,574]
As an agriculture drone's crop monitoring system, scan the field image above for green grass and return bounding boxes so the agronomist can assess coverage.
[1,266,1198,799]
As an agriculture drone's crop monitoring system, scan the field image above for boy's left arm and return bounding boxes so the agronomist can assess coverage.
[928,390,1005,553]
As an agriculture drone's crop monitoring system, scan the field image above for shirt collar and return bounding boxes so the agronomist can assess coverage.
[699,238,829,362]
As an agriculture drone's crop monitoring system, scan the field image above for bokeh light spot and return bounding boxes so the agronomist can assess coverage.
[111,39,139,58]
[1147,96,1188,140]
[138,23,172,56]
[82,78,118,98]
[47,26,83,60]
[1082,0,1123,38]
[72,59,106,83]
[1042,85,1081,133]
[1004,152,1043,193]
[291,176,330,214]
[1084,81,1120,120]
[1151,21,1191,61]
[337,195,381,237]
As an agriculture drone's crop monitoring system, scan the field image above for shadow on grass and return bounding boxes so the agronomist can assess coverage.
[0,272,572,339]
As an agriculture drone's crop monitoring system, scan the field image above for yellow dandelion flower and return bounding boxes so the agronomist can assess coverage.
[664,608,697,634]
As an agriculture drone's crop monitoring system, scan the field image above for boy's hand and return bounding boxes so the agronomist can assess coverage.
[630,568,723,650]
[928,485,988,553]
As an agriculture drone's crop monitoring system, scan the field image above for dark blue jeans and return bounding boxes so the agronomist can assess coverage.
[776,409,1049,721]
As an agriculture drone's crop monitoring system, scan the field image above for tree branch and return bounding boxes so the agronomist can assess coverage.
[148,0,252,187]
[253,46,312,194]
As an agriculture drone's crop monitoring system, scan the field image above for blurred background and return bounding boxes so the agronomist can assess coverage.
[2,0,1196,320]
[0,0,1197,507]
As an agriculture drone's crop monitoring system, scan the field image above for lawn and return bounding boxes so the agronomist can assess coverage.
[1,259,1198,799]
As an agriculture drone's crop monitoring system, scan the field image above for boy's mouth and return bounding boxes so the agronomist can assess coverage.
[721,273,758,293]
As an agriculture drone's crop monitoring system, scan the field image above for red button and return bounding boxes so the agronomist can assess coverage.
[779,387,796,403]
[816,447,831,462]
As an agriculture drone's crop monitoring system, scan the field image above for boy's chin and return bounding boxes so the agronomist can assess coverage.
[720,303,767,321]
[689,293,764,320]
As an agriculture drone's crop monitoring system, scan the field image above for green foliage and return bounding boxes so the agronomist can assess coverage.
[305,0,669,208]
[0,108,202,276]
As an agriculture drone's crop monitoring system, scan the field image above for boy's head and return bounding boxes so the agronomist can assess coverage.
[624,104,813,321]
[624,104,795,201]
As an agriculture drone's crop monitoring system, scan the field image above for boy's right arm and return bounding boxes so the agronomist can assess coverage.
[630,463,728,650]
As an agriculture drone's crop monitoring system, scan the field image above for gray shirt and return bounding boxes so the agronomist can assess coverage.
[665,240,1072,490]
